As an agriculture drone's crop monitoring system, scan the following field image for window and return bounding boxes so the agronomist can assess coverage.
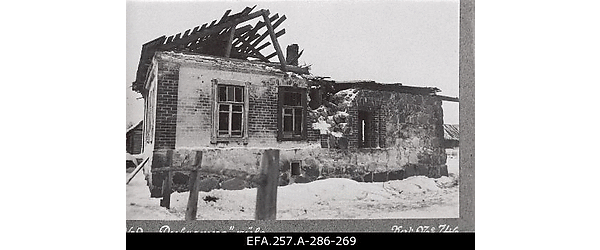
[278,87,307,140]
[217,85,244,137]
[212,79,249,143]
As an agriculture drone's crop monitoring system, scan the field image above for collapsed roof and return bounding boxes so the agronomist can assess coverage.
[132,6,458,103]
[133,6,308,93]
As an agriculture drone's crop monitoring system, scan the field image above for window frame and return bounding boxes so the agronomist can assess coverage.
[211,79,249,144]
[277,86,307,141]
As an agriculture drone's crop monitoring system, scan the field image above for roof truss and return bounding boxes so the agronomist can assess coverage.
[133,6,303,93]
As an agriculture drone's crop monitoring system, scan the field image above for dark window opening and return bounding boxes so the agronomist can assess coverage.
[278,87,307,140]
[291,161,301,176]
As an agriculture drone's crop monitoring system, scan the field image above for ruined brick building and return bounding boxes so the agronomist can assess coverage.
[131,7,459,197]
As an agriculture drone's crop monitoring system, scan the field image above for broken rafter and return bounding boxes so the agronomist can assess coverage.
[261,10,287,71]
[249,14,286,49]
[224,24,237,58]
[233,14,278,48]
[160,9,267,51]
[234,36,269,61]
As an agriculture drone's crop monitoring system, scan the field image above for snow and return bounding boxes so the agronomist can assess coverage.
[127,164,459,220]
[311,117,331,134]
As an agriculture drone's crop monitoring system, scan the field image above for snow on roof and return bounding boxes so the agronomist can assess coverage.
[126,120,143,134]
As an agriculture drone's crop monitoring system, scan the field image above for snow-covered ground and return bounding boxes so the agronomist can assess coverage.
[126,148,460,220]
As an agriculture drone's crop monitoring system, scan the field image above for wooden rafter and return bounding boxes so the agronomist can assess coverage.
[261,10,286,70]
[133,6,304,94]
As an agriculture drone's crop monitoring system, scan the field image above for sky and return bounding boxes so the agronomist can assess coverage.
[126,0,459,126]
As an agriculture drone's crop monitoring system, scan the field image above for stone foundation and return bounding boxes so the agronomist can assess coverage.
[147,147,448,197]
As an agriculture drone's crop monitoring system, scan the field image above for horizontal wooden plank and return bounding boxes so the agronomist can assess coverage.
[436,95,459,102]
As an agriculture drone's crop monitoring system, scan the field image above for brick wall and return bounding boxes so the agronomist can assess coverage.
[154,59,180,150]
[169,54,315,148]
[247,80,279,144]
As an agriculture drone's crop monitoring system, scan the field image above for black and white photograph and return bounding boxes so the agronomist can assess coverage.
[125,0,467,228]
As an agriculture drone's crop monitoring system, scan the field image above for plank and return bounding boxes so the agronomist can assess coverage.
[262,11,287,69]
[185,151,203,220]
[275,29,285,38]
[235,36,269,61]
[254,41,271,52]
[126,157,149,185]
[235,14,277,45]
[224,24,237,58]
[271,15,287,29]
[160,9,267,51]
[218,9,232,24]
[436,95,459,102]
[159,150,174,209]
[265,51,278,60]
[255,149,280,220]
[249,14,284,48]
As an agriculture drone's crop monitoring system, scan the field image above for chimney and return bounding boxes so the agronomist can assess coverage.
[286,44,299,66]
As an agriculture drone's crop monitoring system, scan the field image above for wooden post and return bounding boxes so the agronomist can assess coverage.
[224,25,237,58]
[185,151,203,220]
[261,11,287,71]
[160,150,173,209]
[255,149,280,220]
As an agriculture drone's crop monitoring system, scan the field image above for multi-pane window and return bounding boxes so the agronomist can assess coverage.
[278,87,307,140]
[217,85,244,137]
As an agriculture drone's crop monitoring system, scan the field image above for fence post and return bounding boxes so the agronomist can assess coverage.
[185,151,203,220]
[160,149,174,209]
[255,149,280,220]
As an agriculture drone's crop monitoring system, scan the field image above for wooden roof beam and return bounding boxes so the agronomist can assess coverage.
[160,9,268,51]
[261,10,286,71]
[436,95,459,102]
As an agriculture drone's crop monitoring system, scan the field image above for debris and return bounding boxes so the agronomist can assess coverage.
[203,195,219,202]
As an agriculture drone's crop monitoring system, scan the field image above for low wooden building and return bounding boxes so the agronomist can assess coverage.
[126,120,143,155]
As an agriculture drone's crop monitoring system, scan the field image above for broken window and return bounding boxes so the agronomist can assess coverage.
[212,79,249,143]
[278,87,307,140]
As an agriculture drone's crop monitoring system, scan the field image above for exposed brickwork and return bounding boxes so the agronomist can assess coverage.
[154,59,180,150]
[248,81,278,143]
[142,52,448,195]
